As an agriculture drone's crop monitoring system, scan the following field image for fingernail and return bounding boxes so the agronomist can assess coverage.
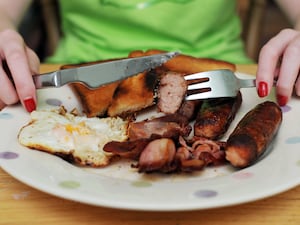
[24,97,36,112]
[276,94,288,106]
[258,81,268,97]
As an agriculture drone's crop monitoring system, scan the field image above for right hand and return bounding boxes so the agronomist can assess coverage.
[0,29,40,112]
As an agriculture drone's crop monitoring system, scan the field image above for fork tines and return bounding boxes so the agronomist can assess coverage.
[184,70,241,100]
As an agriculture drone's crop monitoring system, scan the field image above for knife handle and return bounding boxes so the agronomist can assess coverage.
[33,71,60,89]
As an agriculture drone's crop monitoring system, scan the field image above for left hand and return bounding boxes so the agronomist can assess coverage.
[256,28,300,106]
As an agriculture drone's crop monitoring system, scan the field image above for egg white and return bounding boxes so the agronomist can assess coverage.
[18,109,128,167]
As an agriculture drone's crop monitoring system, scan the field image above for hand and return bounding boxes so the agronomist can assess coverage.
[256,28,300,106]
[0,29,40,112]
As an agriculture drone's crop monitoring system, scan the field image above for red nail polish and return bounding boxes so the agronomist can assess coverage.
[258,81,268,97]
[24,98,36,112]
[276,95,288,106]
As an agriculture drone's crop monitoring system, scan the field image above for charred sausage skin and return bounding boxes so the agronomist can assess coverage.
[225,101,282,168]
[194,91,242,140]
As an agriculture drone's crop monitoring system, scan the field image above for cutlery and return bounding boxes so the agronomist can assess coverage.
[185,69,256,100]
[33,52,179,89]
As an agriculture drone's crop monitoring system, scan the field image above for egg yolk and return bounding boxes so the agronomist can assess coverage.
[65,122,91,135]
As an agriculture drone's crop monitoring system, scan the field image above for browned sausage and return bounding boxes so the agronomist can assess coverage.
[138,138,176,173]
[225,101,282,168]
[194,91,242,140]
[157,72,187,114]
[176,99,202,121]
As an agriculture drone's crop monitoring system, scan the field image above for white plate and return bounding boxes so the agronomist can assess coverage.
[0,73,300,211]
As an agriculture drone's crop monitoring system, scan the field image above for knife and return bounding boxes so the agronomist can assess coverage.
[33,52,179,89]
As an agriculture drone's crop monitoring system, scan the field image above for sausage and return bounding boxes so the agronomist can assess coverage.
[194,91,242,140]
[138,138,176,173]
[225,101,282,168]
[176,100,202,121]
[157,72,187,114]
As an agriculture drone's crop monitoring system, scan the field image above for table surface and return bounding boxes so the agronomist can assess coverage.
[0,64,299,225]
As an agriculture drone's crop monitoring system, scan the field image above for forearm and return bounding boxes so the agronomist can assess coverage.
[274,0,300,30]
[0,0,32,31]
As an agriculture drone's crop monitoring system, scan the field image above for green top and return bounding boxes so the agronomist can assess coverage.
[47,0,252,64]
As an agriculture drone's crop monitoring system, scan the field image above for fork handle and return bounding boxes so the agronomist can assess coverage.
[239,78,256,88]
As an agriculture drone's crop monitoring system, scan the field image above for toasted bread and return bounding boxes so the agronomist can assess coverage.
[71,82,120,117]
[107,70,159,117]
[129,49,236,73]
[61,59,122,117]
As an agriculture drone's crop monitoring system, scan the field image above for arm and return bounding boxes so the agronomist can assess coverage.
[0,0,32,28]
[256,0,300,106]
[274,0,300,30]
[0,0,40,112]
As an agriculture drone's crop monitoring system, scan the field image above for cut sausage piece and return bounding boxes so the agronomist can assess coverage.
[157,72,187,114]
[138,138,176,173]
[225,101,282,168]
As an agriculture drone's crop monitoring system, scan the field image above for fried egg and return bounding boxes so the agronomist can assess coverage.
[18,108,128,167]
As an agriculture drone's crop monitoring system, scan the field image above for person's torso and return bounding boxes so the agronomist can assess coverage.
[47,0,251,64]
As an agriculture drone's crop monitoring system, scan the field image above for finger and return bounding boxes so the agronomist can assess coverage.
[0,31,37,112]
[0,99,6,111]
[0,61,19,104]
[295,75,300,96]
[26,47,40,75]
[275,35,300,105]
[256,29,299,96]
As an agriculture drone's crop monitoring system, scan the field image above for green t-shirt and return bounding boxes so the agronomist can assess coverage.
[47,0,252,64]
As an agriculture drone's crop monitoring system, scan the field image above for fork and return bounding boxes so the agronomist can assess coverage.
[184,69,256,100]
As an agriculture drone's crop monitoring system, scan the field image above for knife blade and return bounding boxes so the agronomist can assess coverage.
[33,52,179,89]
